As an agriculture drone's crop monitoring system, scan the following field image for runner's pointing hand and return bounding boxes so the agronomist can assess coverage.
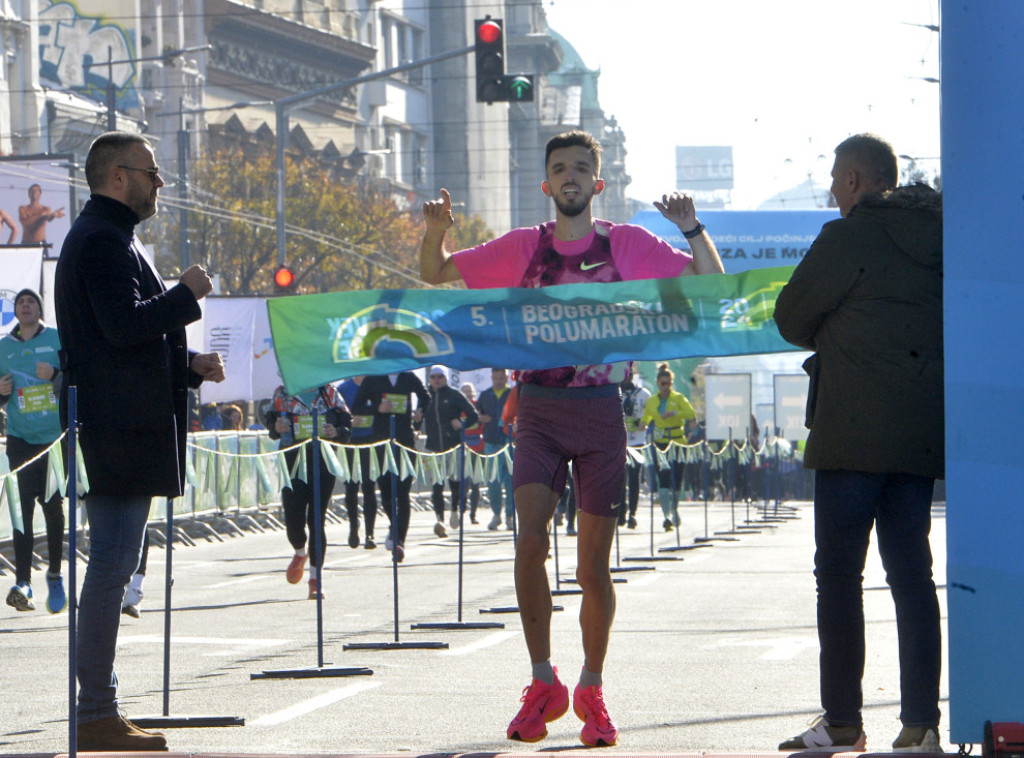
[422,188,455,234]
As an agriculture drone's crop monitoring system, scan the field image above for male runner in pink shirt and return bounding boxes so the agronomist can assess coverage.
[420,129,723,747]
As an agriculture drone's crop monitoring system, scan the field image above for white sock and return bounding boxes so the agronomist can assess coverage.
[579,665,602,688]
[531,660,555,685]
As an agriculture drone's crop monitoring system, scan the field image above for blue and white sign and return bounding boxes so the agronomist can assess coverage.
[629,209,838,273]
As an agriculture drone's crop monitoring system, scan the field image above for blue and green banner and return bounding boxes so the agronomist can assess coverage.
[267,265,801,394]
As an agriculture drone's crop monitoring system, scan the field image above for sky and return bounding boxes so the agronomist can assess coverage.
[542,0,942,210]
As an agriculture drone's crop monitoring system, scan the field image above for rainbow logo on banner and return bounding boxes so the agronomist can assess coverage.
[331,303,454,363]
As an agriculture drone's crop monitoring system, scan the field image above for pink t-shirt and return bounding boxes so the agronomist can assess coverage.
[453,220,692,387]
[454,221,690,290]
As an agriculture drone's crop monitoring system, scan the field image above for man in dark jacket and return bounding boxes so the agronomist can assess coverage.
[478,368,515,530]
[423,365,478,537]
[774,134,943,754]
[55,132,225,752]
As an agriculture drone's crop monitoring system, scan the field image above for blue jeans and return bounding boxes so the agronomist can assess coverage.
[485,441,514,517]
[77,495,151,723]
[814,469,941,729]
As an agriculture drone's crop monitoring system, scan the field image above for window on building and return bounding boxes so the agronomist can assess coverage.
[381,13,424,81]
[382,124,425,187]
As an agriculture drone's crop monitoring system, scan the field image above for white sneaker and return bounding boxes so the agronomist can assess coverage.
[122,585,144,618]
[385,530,394,551]
[449,511,459,528]
[893,726,941,753]
[487,514,501,531]
[434,521,448,538]
[505,516,514,530]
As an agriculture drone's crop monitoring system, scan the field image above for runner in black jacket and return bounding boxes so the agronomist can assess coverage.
[423,365,478,536]
[353,372,429,560]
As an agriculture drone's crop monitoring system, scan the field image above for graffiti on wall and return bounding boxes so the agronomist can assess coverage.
[38,1,140,111]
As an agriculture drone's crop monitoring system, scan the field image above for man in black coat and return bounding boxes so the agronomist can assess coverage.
[774,134,943,754]
[55,131,225,752]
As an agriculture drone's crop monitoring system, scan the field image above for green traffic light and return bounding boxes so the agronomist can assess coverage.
[507,75,533,102]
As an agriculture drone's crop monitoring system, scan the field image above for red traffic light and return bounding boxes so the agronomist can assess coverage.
[477,19,501,45]
[274,266,295,291]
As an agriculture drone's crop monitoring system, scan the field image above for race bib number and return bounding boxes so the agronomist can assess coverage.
[384,393,409,414]
[294,414,327,440]
[352,414,373,429]
[19,383,58,414]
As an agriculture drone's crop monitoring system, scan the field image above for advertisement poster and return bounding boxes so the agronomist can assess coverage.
[0,156,74,258]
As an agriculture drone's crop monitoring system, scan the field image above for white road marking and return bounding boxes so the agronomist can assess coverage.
[206,574,274,589]
[717,636,818,660]
[249,681,382,726]
[616,571,662,588]
[118,635,287,653]
[440,630,517,656]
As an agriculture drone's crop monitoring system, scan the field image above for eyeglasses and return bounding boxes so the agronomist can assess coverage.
[118,165,161,181]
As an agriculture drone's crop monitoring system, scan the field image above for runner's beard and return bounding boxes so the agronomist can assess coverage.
[552,188,592,218]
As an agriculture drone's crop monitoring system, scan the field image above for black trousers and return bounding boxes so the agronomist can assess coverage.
[6,435,65,584]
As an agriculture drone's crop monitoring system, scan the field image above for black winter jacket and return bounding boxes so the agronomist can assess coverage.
[774,184,944,479]
[55,195,204,497]
[424,385,478,453]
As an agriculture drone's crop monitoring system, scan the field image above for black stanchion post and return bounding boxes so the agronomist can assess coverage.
[694,438,738,545]
[735,426,763,534]
[550,512,582,596]
[413,428,502,631]
[770,432,778,514]
[672,445,682,547]
[713,429,747,539]
[633,440,682,561]
[745,428,755,525]
[67,387,78,757]
[663,441,710,553]
[132,436,246,726]
[611,464,654,571]
[344,415,447,651]
[555,477,626,590]
[163,496,173,712]
[313,409,324,663]
[252,408,375,678]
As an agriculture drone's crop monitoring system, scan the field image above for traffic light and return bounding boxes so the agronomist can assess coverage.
[474,18,535,104]
[505,74,534,102]
[273,266,296,294]
[475,18,505,104]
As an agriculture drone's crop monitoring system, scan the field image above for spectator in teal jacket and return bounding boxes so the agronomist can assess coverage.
[1,288,67,614]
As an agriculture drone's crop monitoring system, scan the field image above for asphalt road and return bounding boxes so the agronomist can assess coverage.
[0,495,950,755]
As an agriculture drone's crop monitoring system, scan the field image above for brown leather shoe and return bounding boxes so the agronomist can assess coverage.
[77,714,168,752]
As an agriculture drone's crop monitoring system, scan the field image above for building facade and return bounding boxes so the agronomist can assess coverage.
[2,0,630,269]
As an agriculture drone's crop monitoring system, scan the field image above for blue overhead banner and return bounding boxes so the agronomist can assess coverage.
[630,209,838,273]
[267,266,802,394]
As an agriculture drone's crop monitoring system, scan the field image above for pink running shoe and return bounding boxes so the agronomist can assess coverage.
[507,669,569,742]
[573,682,619,747]
[286,553,307,584]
